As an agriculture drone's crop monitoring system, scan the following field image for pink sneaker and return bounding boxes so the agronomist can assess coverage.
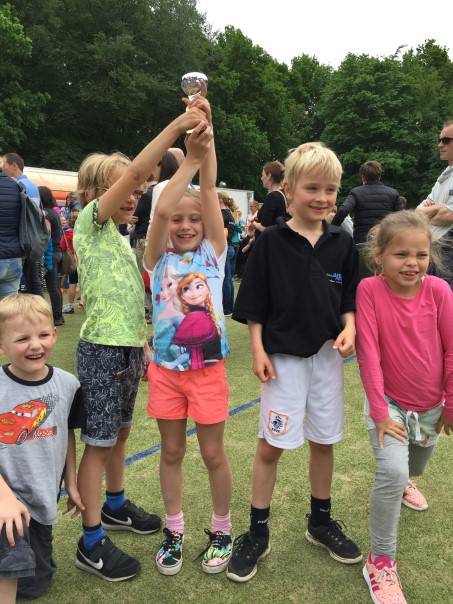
[402,480,428,511]
[363,554,407,604]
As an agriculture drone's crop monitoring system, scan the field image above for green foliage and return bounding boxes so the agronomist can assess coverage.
[2,1,452,204]
[0,3,47,151]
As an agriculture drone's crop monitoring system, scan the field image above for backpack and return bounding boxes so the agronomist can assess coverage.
[17,180,49,262]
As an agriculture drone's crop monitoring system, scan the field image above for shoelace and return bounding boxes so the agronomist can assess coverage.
[194,529,230,560]
[374,565,401,590]
[231,532,257,557]
[161,529,182,553]
[326,519,351,543]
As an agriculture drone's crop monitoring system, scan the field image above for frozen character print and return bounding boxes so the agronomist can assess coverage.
[172,272,222,369]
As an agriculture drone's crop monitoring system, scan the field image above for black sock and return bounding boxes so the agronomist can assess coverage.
[250,505,270,538]
[310,496,331,527]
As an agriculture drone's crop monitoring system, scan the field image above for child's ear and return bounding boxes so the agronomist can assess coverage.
[283,182,292,201]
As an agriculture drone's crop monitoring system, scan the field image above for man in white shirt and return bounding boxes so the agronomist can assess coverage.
[416,120,453,287]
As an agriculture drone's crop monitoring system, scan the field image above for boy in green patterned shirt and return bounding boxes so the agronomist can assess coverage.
[73,105,209,582]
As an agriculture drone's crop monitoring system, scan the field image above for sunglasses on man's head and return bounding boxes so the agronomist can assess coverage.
[439,136,453,145]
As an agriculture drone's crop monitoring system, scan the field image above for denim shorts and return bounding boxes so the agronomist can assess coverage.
[77,340,146,447]
[0,519,35,580]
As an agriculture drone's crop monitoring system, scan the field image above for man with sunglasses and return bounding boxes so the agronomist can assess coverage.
[417,120,453,287]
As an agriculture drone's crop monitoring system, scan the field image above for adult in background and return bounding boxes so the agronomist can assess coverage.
[332,160,402,244]
[134,172,160,322]
[218,191,236,316]
[0,172,22,299]
[39,186,64,326]
[254,161,286,237]
[416,120,453,288]
[246,199,260,227]
[148,148,184,231]
[64,191,80,221]
[2,153,43,294]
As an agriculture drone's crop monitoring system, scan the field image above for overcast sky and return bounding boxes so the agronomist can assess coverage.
[197,0,452,69]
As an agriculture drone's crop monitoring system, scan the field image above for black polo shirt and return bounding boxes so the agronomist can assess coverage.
[232,217,359,358]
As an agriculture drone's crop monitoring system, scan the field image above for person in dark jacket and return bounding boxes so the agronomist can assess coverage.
[39,186,64,325]
[254,161,287,238]
[332,160,402,244]
[0,172,23,299]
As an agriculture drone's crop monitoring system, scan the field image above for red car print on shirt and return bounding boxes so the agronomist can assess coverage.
[0,401,47,445]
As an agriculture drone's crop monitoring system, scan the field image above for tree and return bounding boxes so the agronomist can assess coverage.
[318,53,422,203]
[0,4,47,152]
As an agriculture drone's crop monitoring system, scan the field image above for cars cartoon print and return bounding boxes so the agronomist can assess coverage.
[0,400,47,445]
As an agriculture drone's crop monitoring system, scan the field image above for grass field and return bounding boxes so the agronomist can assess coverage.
[7,293,452,604]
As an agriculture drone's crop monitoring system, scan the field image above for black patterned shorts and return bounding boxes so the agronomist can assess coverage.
[76,340,146,447]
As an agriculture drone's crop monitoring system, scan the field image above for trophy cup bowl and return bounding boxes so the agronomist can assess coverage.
[181,72,208,100]
[181,72,208,133]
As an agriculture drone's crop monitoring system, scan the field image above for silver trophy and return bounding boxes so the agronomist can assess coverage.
[181,72,208,133]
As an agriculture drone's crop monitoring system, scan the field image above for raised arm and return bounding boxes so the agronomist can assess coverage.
[96,107,207,224]
[144,121,213,269]
[192,97,225,257]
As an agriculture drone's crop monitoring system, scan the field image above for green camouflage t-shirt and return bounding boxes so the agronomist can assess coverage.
[74,199,146,346]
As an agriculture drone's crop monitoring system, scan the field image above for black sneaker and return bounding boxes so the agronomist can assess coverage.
[226,530,270,583]
[76,536,140,581]
[155,528,184,576]
[101,500,161,534]
[305,514,362,564]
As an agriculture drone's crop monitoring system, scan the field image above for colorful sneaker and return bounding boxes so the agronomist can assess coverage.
[156,528,184,576]
[402,481,428,511]
[62,304,74,314]
[76,536,140,582]
[363,553,407,604]
[101,500,161,534]
[226,531,270,583]
[305,514,362,564]
[198,529,233,574]
[78,302,84,309]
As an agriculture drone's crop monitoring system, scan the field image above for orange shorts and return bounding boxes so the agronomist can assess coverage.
[147,360,229,424]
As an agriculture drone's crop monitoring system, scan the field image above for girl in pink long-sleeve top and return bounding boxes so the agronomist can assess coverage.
[356,210,453,604]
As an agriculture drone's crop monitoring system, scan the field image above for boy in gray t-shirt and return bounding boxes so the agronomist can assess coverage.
[0,294,85,602]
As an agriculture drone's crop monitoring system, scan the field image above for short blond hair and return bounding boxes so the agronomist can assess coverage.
[77,152,132,208]
[284,142,342,192]
[0,294,54,332]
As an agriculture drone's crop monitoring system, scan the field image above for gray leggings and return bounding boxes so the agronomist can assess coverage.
[368,429,435,559]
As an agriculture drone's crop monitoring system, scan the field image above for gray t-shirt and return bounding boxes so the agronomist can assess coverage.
[0,365,84,525]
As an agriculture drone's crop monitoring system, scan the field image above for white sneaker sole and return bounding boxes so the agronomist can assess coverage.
[305,530,363,564]
[401,497,428,511]
[225,544,271,583]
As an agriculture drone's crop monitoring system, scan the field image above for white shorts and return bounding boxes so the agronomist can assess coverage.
[258,341,344,449]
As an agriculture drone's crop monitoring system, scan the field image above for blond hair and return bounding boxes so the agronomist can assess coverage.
[67,209,80,228]
[218,191,239,213]
[0,294,54,332]
[284,142,342,192]
[364,210,443,273]
[77,152,131,208]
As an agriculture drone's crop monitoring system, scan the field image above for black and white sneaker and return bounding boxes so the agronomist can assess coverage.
[76,536,140,581]
[101,500,161,534]
[226,531,270,583]
[305,514,362,564]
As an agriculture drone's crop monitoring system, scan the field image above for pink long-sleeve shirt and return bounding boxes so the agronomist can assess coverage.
[356,274,453,423]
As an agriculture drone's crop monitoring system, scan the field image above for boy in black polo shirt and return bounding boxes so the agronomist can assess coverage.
[227,142,361,583]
